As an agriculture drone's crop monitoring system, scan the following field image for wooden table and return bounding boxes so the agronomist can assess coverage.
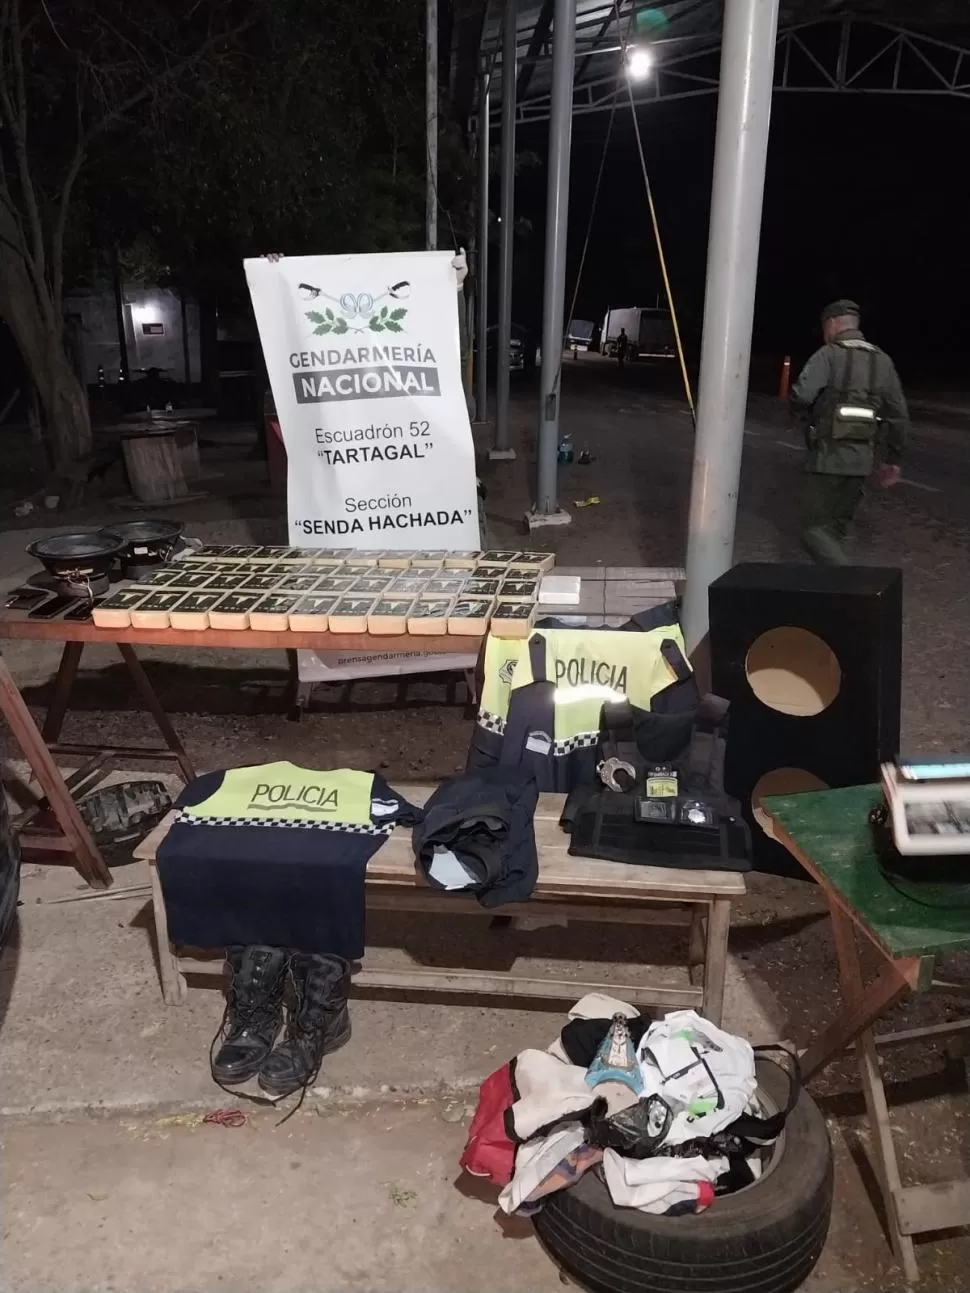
[136,786,744,1023]
[0,566,683,890]
[764,785,970,1283]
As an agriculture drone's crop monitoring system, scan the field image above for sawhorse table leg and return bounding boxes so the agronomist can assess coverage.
[828,902,919,1285]
[37,640,195,782]
[798,905,970,1284]
[116,644,195,781]
[42,641,84,742]
[286,648,314,722]
[0,652,112,888]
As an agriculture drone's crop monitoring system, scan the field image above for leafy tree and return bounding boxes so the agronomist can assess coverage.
[111,0,430,314]
[0,0,254,483]
[0,0,429,486]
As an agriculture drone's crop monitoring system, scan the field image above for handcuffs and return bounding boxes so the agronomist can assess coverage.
[597,756,638,793]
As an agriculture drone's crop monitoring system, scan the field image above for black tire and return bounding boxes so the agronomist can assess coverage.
[534,1058,833,1293]
[0,787,20,951]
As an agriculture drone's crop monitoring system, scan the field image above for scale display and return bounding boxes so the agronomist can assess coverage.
[898,759,970,782]
[881,759,970,856]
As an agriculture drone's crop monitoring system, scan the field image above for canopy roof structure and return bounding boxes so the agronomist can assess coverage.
[443,0,970,643]
[450,1,970,124]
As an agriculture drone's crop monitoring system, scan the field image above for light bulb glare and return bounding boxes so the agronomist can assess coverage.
[626,46,653,80]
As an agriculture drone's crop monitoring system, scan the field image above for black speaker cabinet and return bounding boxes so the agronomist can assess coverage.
[709,563,902,878]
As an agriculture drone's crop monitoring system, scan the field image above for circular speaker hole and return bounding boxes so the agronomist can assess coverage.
[752,768,830,839]
[745,626,841,717]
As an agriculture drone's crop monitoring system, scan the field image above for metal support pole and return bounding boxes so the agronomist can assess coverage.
[682,0,781,652]
[836,18,851,88]
[492,0,518,460]
[425,0,438,251]
[179,290,192,386]
[475,69,490,423]
[111,245,130,383]
[530,0,575,527]
[464,266,475,403]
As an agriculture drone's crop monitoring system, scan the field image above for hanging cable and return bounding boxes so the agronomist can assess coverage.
[554,90,618,393]
[612,0,696,422]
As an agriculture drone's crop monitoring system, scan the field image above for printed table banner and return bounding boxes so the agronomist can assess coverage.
[245,250,481,680]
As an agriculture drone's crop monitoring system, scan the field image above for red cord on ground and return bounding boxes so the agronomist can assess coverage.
[203,1108,247,1127]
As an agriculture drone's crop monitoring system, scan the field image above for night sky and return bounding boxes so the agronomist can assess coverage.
[4,60,968,400]
[509,90,970,384]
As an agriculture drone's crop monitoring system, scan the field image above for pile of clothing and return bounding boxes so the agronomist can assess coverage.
[461,996,795,1218]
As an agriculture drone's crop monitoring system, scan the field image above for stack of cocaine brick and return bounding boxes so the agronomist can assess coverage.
[92,546,556,638]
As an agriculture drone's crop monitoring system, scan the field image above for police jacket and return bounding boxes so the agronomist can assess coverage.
[468,606,697,792]
[790,328,909,476]
[412,767,539,907]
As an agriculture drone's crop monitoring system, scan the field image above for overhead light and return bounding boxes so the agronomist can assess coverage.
[626,45,653,80]
[131,301,161,324]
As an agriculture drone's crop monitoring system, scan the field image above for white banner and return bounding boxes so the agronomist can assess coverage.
[244,250,481,681]
[245,250,480,548]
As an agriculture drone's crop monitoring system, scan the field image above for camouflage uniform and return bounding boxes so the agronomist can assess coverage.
[790,308,909,565]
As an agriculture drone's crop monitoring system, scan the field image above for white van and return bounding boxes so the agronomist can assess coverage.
[601,306,676,360]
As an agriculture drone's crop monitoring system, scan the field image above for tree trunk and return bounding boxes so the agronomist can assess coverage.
[39,348,93,469]
[0,237,93,475]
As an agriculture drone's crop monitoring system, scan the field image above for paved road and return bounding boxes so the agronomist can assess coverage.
[509,355,970,754]
[744,393,970,526]
[545,354,970,536]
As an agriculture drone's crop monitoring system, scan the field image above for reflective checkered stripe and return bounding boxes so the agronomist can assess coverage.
[174,810,391,836]
[553,732,599,755]
[474,720,597,756]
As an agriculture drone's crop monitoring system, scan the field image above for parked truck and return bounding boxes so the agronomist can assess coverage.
[601,306,676,361]
[566,318,595,351]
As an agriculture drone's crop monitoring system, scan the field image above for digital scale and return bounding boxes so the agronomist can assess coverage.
[880,757,970,856]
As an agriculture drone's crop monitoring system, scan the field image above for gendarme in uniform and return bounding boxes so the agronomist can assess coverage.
[790,299,909,565]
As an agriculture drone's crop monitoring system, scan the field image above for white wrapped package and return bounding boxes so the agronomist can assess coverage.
[637,1009,757,1145]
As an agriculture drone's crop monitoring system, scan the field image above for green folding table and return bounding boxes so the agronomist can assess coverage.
[764,784,970,1284]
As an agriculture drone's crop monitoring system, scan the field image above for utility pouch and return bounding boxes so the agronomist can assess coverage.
[829,344,880,443]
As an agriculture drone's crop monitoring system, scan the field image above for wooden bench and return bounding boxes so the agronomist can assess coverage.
[135,786,745,1023]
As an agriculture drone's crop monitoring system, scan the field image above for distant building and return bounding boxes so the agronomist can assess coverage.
[63,285,201,387]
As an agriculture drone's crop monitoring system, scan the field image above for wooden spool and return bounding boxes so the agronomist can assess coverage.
[121,424,198,503]
[172,425,201,481]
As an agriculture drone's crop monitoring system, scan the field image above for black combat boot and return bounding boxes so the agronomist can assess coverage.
[258,953,351,1097]
[210,945,287,1086]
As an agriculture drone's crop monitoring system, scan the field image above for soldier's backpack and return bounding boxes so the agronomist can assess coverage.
[822,339,881,445]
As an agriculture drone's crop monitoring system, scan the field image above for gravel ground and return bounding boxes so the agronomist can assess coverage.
[2,360,969,1288]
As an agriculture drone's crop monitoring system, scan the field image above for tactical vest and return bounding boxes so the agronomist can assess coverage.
[467,604,697,791]
[561,694,751,874]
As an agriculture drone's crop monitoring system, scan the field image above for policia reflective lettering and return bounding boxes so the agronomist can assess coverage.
[157,764,421,958]
[480,626,688,743]
[468,605,696,792]
[181,761,375,828]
